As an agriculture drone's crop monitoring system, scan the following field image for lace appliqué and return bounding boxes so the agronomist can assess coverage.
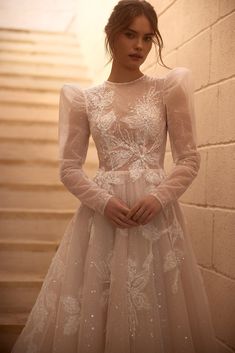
[61,289,83,335]
[92,168,122,193]
[20,253,66,353]
[163,216,185,294]
[127,250,153,337]
[93,250,113,307]
[85,84,166,182]
[139,222,163,242]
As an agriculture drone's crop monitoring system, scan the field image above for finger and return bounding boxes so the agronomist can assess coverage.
[126,204,141,219]
[118,214,139,227]
[132,206,146,221]
[138,210,152,224]
[118,212,138,222]
[141,212,153,225]
[112,216,133,228]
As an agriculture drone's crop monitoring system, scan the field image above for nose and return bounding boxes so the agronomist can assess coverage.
[134,37,144,50]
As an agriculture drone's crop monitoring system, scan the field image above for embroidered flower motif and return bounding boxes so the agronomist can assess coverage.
[92,169,122,192]
[95,110,117,133]
[93,250,113,307]
[139,222,163,242]
[144,168,166,184]
[21,255,66,352]
[87,86,114,118]
[85,84,166,176]
[61,291,82,335]
[127,251,153,337]
[163,217,185,294]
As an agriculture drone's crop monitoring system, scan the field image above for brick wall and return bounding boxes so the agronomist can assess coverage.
[144,1,235,352]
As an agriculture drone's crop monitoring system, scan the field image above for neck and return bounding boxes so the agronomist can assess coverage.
[107,62,144,83]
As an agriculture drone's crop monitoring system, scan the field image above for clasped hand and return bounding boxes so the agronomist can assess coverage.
[104,195,162,229]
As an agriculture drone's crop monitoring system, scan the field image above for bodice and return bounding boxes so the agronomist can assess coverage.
[58,67,201,215]
[84,75,166,173]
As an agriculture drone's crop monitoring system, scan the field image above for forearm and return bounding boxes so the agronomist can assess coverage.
[148,151,201,208]
[60,161,113,215]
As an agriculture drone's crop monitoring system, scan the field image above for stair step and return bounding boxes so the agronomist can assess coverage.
[0,103,58,123]
[0,182,79,209]
[0,162,59,184]
[0,312,29,327]
[0,88,59,106]
[0,272,43,313]
[0,136,97,163]
[0,312,29,353]
[0,62,89,80]
[0,75,91,91]
[0,243,57,275]
[0,207,75,242]
[0,120,58,141]
[0,157,97,184]
[0,52,87,67]
[0,139,58,162]
[0,239,59,251]
[0,41,82,56]
[0,272,44,285]
[0,28,79,45]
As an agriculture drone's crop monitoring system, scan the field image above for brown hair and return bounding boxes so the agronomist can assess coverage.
[104,0,172,70]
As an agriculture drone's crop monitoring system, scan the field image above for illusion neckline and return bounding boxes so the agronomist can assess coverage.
[104,74,147,86]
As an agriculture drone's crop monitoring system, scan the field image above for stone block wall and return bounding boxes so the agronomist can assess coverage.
[144,1,235,351]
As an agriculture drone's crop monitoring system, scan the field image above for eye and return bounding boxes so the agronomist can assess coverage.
[125,32,135,38]
[144,36,153,42]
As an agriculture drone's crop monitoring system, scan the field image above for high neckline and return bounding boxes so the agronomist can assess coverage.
[104,74,147,86]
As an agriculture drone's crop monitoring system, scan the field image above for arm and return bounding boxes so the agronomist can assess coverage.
[58,84,113,215]
[149,67,201,208]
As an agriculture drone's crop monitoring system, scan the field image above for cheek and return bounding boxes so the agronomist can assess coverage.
[114,38,127,53]
[145,43,153,54]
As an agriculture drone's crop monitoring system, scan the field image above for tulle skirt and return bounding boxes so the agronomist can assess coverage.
[11,169,218,353]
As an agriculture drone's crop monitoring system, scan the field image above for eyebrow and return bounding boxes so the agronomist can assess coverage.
[126,28,155,36]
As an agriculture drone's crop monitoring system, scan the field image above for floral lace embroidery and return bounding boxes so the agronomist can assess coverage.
[127,250,153,337]
[126,86,164,139]
[93,250,113,307]
[86,85,114,120]
[92,168,167,194]
[92,168,122,193]
[61,290,83,335]
[163,216,185,294]
[20,254,66,353]
[85,84,166,181]
[139,222,164,242]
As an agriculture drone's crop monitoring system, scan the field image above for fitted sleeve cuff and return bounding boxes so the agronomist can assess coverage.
[149,192,167,210]
[99,194,114,216]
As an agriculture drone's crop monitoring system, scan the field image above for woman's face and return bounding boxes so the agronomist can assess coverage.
[112,15,154,70]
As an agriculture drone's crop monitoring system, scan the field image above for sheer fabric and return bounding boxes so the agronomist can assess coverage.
[11,67,218,353]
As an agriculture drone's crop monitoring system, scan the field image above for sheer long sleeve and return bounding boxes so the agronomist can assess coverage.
[149,67,201,209]
[58,84,113,215]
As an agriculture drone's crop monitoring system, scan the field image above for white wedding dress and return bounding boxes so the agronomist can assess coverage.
[11,67,218,353]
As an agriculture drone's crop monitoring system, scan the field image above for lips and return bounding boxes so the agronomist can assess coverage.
[129,54,143,59]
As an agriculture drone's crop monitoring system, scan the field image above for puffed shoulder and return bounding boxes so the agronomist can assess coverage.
[163,66,194,105]
[59,84,87,110]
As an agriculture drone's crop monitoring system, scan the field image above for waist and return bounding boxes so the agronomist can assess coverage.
[96,167,165,173]
[92,167,167,185]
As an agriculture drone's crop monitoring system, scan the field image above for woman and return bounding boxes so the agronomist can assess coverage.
[12,1,219,352]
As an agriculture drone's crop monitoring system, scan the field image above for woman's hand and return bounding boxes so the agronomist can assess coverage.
[104,196,140,229]
[126,195,162,225]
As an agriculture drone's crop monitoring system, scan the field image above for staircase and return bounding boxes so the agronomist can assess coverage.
[0,28,96,353]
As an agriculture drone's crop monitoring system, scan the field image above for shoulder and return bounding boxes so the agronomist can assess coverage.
[59,83,87,106]
[164,66,193,89]
[162,67,194,101]
[165,66,192,83]
[60,83,84,97]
